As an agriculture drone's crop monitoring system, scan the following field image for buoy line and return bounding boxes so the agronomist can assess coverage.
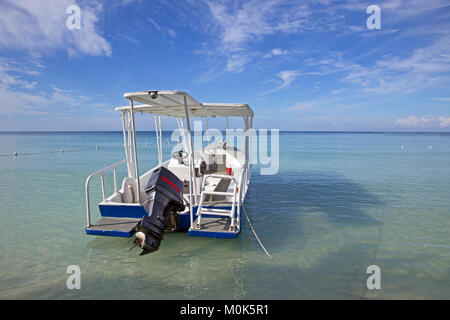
[242,206,305,290]
[0,147,91,157]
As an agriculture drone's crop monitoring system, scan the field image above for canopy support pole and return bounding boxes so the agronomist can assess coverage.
[121,111,133,178]
[183,95,197,228]
[158,115,163,164]
[204,117,209,151]
[154,115,162,166]
[177,118,189,153]
[128,98,141,204]
[127,112,134,178]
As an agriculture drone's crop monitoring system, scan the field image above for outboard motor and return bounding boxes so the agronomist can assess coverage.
[132,167,185,255]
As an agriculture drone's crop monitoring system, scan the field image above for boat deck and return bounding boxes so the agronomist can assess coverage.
[188,217,239,238]
[85,217,141,237]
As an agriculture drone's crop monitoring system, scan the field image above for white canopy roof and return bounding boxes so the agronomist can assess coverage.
[115,90,253,118]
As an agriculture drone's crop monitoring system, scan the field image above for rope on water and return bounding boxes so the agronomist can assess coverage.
[0,148,91,157]
[360,201,387,299]
[242,206,304,289]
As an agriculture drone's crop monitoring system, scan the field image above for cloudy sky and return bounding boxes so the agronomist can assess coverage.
[0,0,449,131]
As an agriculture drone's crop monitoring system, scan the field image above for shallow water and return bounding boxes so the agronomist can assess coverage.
[0,131,449,299]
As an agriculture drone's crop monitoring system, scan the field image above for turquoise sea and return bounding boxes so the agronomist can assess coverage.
[0,131,449,299]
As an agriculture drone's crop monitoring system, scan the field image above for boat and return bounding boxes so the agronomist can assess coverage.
[84,90,254,254]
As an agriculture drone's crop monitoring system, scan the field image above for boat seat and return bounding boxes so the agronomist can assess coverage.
[203,152,226,174]
[204,176,232,202]
[121,177,137,203]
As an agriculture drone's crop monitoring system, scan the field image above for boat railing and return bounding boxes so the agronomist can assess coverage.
[85,159,127,228]
[236,160,249,223]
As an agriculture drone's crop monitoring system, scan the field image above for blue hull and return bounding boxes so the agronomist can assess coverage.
[99,204,147,219]
[86,203,241,239]
[85,228,135,237]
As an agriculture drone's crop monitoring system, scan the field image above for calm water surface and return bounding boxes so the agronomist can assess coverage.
[0,131,449,299]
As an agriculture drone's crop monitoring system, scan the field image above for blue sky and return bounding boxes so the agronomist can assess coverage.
[0,0,449,131]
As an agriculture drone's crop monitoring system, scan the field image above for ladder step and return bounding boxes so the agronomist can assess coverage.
[189,217,240,238]
[202,191,234,196]
[199,212,231,217]
[199,208,232,215]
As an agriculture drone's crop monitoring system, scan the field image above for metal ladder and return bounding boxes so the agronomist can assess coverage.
[195,174,239,232]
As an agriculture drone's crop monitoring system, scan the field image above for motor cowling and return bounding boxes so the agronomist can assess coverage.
[133,166,185,255]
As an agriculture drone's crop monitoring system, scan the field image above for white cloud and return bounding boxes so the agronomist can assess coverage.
[395,116,429,127]
[339,34,450,94]
[439,116,450,127]
[259,70,301,95]
[148,17,177,39]
[284,96,364,113]
[207,1,307,48]
[263,48,289,59]
[201,0,310,72]
[384,0,449,18]
[287,101,318,111]
[395,115,450,128]
[0,58,108,116]
[173,0,450,78]
[432,97,450,102]
[0,58,40,90]
[226,53,253,73]
[0,0,111,57]
[277,70,300,88]
[375,38,450,74]
[0,84,90,116]
[339,0,449,16]
[331,88,346,95]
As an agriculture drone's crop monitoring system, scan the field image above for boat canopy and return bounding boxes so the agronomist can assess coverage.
[116,90,254,118]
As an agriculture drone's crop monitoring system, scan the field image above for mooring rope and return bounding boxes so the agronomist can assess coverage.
[360,201,387,299]
[242,206,304,288]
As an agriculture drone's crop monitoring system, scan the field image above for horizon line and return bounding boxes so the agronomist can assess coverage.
[1,130,450,134]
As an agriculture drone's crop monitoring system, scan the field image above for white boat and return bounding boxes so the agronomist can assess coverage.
[84,90,254,253]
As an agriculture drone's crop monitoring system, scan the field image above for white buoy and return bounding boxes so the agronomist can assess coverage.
[59,149,64,153]
[401,145,404,150]
[429,145,432,150]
